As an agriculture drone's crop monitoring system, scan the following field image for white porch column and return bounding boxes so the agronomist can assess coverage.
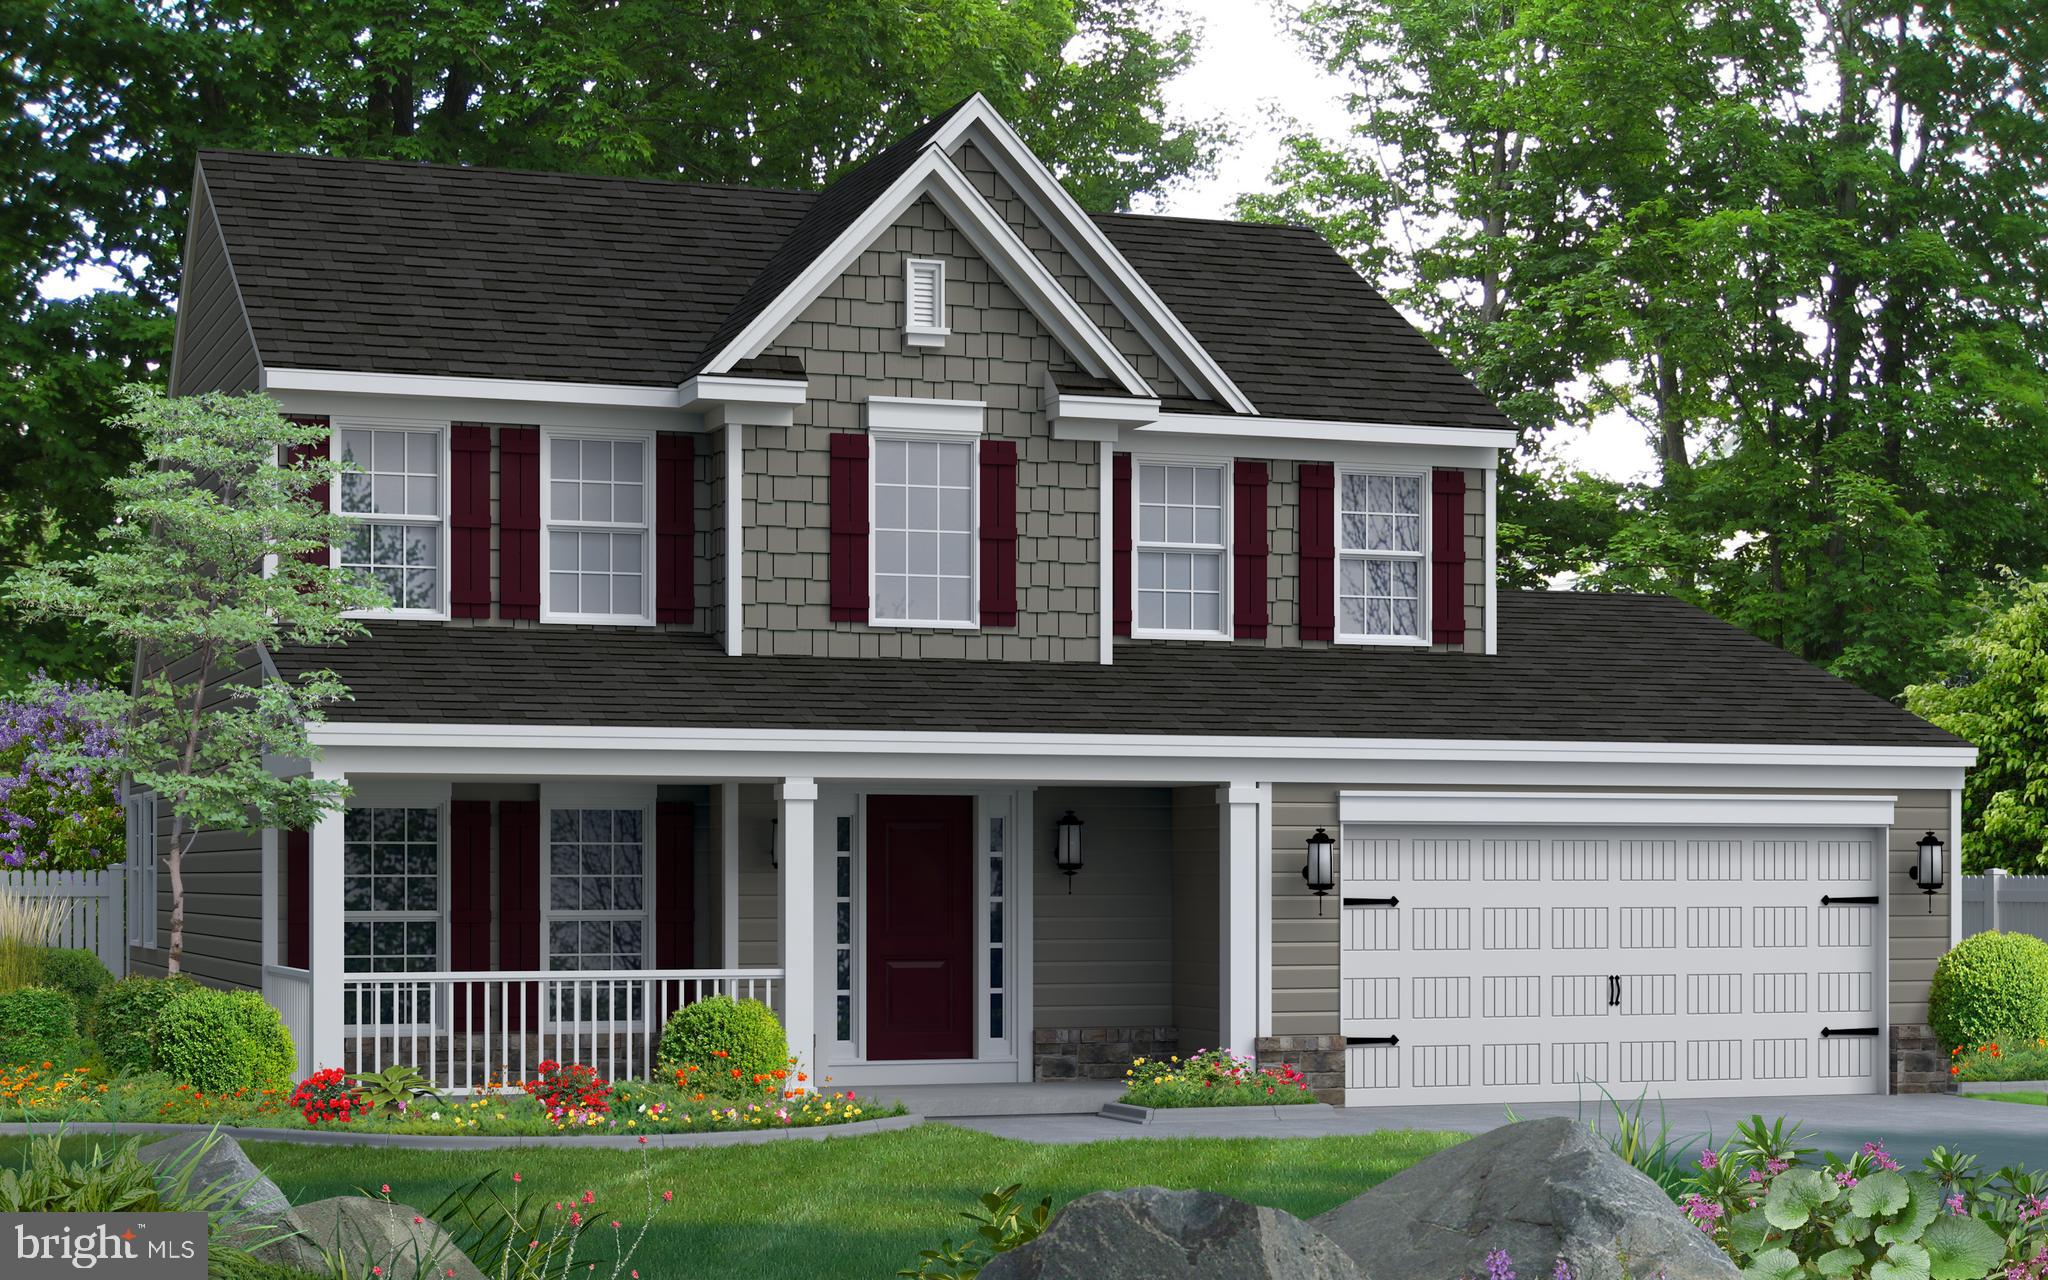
[1219,783,1262,1059]
[778,778,819,1070]
[305,771,347,1072]
[725,422,744,657]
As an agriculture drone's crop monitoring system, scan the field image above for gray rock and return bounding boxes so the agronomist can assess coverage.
[255,1197,485,1280]
[1312,1117,1740,1280]
[139,1131,291,1247]
[980,1185,1364,1280]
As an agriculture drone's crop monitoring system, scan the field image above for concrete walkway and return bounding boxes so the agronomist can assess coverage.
[876,1083,2048,1168]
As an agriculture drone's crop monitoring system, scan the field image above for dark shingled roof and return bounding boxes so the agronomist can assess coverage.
[195,114,1510,429]
[273,592,1963,749]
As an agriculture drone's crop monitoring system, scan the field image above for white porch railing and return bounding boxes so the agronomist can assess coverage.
[263,965,315,1080]
[338,969,783,1092]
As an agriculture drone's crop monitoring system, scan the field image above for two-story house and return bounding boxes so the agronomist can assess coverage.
[134,96,1971,1106]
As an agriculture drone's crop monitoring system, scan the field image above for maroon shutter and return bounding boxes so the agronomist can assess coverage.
[1112,452,1132,637]
[979,440,1018,627]
[498,799,540,1023]
[284,830,309,969]
[655,433,697,624]
[283,418,330,572]
[829,433,870,622]
[1432,468,1467,645]
[499,427,540,619]
[1299,463,1335,641]
[655,802,695,969]
[1233,461,1269,640]
[448,800,492,1030]
[450,425,492,617]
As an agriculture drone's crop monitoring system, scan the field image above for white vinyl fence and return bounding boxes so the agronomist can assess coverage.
[0,869,127,976]
[1962,872,2048,943]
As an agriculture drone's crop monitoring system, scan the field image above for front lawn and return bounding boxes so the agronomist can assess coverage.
[1963,1090,2048,1105]
[0,1125,1464,1280]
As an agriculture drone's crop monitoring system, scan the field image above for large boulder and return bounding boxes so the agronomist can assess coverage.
[1312,1117,1739,1280]
[139,1131,291,1247]
[980,1185,1363,1280]
[255,1197,486,1280]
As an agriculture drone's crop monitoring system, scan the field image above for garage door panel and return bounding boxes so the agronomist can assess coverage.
[1341,823,1886,1106]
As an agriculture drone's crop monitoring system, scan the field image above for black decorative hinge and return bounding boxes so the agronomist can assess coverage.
[1820,1026,1881,1038]
[1821,895,1880,906]
[1345,1035,1400,1047]
[1342,896,1400,908]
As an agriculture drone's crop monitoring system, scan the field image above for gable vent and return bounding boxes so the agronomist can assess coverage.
[905,258,948,346]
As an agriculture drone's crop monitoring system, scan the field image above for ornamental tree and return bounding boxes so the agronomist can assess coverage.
[0,678,123,871]
[1906,575,2048,872]
[3,387,383,971]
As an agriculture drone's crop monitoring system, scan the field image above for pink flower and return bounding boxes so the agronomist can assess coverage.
[528,1241,539,1250]
[1948,1193,1967,1215]
[512,1172,522,1183]
[1835,1171,1858,1189]
[372,1270,383,1278]
[662,1190,674,1203]
[582,1190,595,1205]
[1697,1148,1719,1170]
[611,1221,621,1229]
[570,1211,583,1226]
[381,1184,391,1195]
[637,1136,647,1145]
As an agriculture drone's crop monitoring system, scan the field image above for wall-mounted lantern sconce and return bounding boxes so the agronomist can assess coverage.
[1910,830,1945,912]
[1303,827,1337,915]
[769,817,780,869]
[1054,811,1084,891]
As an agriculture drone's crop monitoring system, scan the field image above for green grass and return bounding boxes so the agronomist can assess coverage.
[0,1125,1465,1280]
[1964,1090,2048,1105]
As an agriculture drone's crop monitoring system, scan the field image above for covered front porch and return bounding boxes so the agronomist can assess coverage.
[258,761,1267,1093]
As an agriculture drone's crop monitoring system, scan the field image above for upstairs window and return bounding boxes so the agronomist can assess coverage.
[1135,461,1227,637]
[337,426,443,614]
[1338,470,1425,642]
[872,435,976,626]
[904,258,948,346]
[545,434,649,622]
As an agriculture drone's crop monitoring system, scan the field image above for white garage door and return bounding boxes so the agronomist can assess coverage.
[1339,819,1887,1106]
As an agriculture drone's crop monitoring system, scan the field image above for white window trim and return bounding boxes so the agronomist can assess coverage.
[537,784,657,977]
[1130,454,1233,642]
[538,427,657,627]
[904,257,950,347]
[1334,464,1431,648]
[868,426,982,631]
[330,417,453,622]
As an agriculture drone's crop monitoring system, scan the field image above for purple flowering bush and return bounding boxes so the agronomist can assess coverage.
[1679,1115,2029,1280]
[0,680,122,872]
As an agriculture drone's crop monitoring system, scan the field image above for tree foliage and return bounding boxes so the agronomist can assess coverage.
[1247,0,2048,700]
[0,679,123,872]
[4,388,383,971]
[0,0,1220,686]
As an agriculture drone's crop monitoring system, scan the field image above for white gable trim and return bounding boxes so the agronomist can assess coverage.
[934,99,1259,416]
[702,147,1150,396]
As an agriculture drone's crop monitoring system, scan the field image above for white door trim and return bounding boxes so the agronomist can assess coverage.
[1340,791,1899,828]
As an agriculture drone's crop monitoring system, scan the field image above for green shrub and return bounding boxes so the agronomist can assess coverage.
[1928,930,2048,1049]
[152,985,294,1094]
[0,986,77,1065]
[656,995,790,1085]
[34,948,112,1028]
[87,974,197,1075]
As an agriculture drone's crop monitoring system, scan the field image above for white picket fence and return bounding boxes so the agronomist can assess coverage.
[0,869,127,976]
[1962,873,2048,943]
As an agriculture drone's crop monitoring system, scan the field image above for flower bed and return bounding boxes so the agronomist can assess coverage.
[0,1059,900,1137]
[1118,1049,1318,1108]
[1949,1038,2048,1082]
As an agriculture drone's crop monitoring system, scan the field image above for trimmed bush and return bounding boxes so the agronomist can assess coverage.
[152,985,297,1094]
[0,986,78,1065]
[35,948,112,1028]
[1929,930,2048,1050]
[88,974,197,1075]
[656,995,790,1085]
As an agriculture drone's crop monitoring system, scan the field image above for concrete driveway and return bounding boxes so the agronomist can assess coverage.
[922,1088,2048,1169]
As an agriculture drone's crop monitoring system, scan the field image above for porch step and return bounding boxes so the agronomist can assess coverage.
[860,1081,1124,1119]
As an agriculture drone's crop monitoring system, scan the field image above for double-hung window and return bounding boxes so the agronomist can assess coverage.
[342,805,444,1026]
[545,435,650,622]
[337,426,444,614]
[872,435,976,626]
[545,807,647,972]
[1337,470,1425,642]
[1134,460,1228,637]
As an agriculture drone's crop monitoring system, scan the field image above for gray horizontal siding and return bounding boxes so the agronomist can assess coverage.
[1034,786,1174,1027]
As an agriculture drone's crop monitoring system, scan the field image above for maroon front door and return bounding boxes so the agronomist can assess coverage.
[866,795,975,1061]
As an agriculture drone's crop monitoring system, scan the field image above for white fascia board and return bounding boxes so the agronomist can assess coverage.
[1119,431,1500,471]
[701,146,1150,397]
[1148,413,1517,452]
[679,375,809,413]
[864,395,986,436]
[263,366,686,410]
[1047,388,1160,425]
[934,101,1259,415]
[1339,790,1901,828]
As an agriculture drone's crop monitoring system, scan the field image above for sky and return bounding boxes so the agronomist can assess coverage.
[1145,0,1661,484]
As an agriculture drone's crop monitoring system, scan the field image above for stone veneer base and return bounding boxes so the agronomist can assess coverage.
[0,1114,923,1151]
[1255,1033,1346,1105]
[1891,1023,1958,1095]
[1034,1026,1179,1081]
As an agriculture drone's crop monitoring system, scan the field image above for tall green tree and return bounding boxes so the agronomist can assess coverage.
[1248,0,2048,699]
[5,388,383,972]
[1,0,1220,687]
